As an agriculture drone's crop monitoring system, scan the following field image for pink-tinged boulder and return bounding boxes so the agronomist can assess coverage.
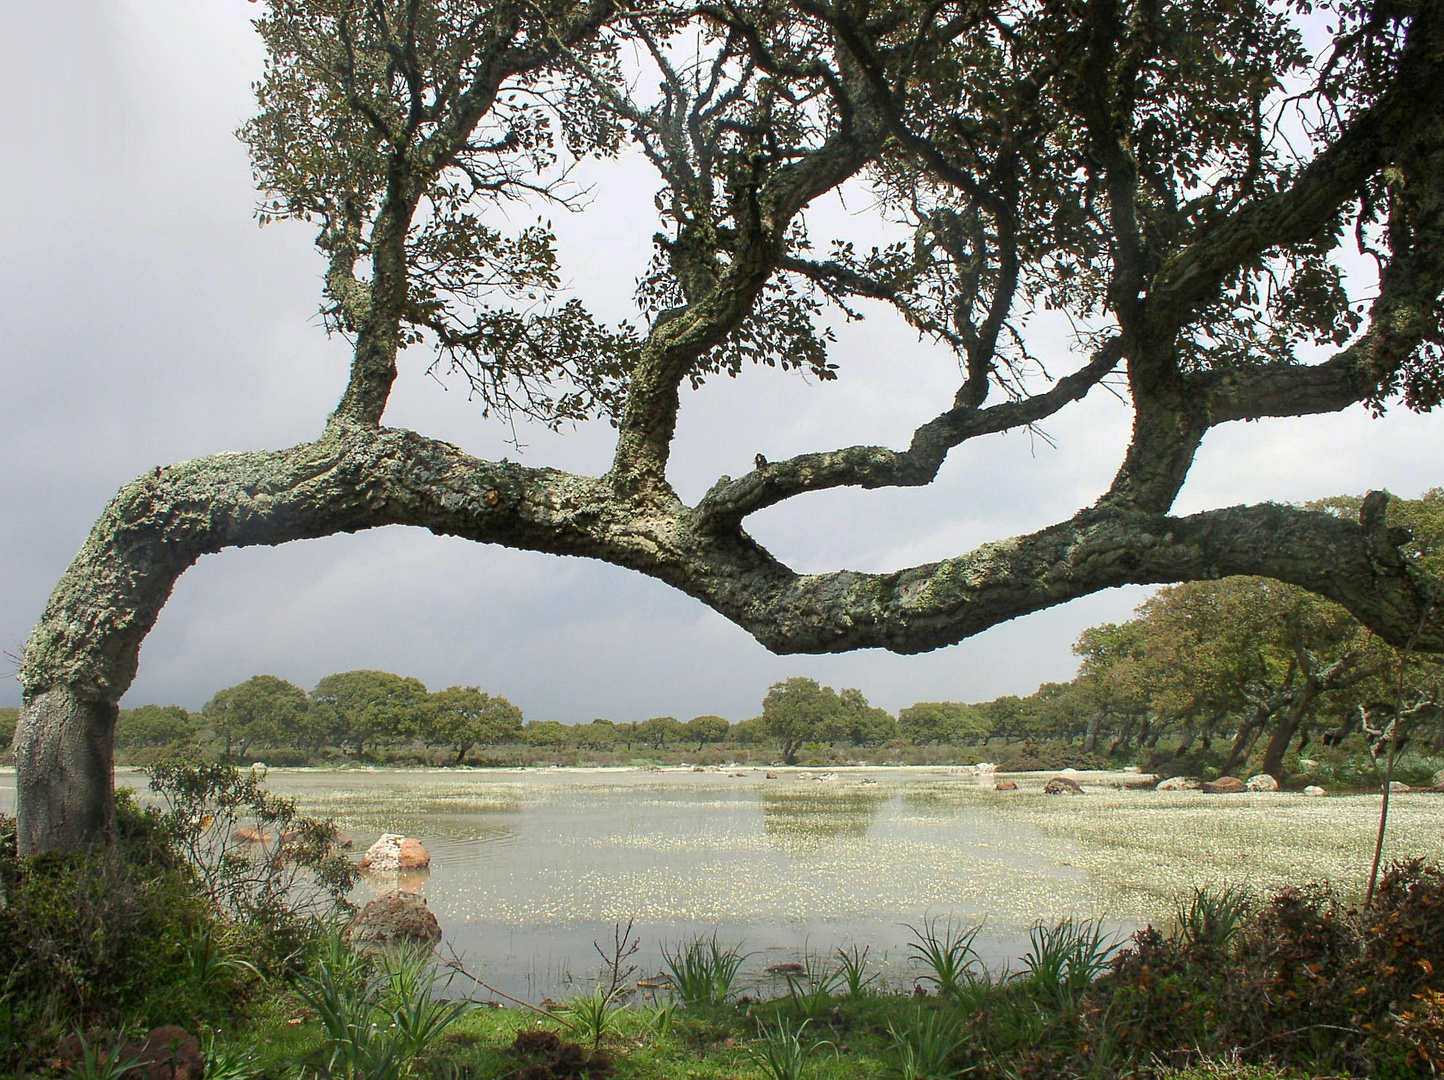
[398,837,431,870]
[360,833,430,871]
[1246,774,1280,792]
[1201,776,1247,794]
[350,891,442,948]
[994,780,1018,791]
[232,827,272,844]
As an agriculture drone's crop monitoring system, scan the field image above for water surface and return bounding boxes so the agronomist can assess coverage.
[2,766,1439,999]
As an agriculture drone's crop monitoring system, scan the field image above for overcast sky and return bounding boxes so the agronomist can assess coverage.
[2,1,1441,722]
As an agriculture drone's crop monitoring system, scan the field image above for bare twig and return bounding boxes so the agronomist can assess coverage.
[440,950,577,1030]
[1364,599,1435,911]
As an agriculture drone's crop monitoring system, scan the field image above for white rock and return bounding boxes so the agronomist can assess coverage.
[1246,773,1280,792]
[1304,785,1326,797]
[361,833,407,872]
[1389,780,1411,793]
[1432,767,1444,787]
[975,762,997,774]
[1156,776,1203,791]
[1300,759,1320,769]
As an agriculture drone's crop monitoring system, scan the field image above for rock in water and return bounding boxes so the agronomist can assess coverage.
[1044,776,1084,795]
[1246,774,1280,792]
[361,833,431,871]
[398,837,431,869]
[1156,776,1202,791]
[350,891,442,947]
[1201,776,1247,794]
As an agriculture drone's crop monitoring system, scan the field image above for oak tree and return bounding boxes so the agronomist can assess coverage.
[425,685,525,763]
[204,675,311,759]
[310,669,427,757]
[16,0,1444,850]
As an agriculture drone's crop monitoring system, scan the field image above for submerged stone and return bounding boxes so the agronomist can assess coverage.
[350,890,442,947]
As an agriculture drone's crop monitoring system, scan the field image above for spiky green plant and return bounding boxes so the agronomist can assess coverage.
[1018,917,1117,1009]
[748,1016,831,1080]
[1175,884,1251,953]
[887,1010,969,1080]
[661,933,748,1007]
[293,935,472,1080]
[563,984,626,1049]
[905,917,983,998]
[835,943,879,997]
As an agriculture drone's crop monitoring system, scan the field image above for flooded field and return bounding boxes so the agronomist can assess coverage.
[3,766,1441,998]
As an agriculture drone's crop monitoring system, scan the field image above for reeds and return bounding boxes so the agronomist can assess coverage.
[887,1010,968,1080]
[660,933,748,1007]
[905,917,983,998]
[292,934,473,1080]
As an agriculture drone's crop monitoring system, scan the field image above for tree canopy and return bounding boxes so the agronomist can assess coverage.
[15,0,1444,850]
[203,675,310,759]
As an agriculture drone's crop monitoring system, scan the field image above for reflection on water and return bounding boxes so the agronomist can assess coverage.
[0,766,1439,1000]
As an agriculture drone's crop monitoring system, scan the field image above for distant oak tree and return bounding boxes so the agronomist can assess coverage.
[15,0,1444,849]
[204,675,310,759]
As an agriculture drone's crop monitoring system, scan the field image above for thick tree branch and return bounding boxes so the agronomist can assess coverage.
[1145,2,1444,331]
[692,339,1123,532]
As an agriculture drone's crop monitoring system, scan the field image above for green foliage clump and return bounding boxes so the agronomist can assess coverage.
[1091,861,1444,1077]
[0,793,234,1061]
[0,762,359,1067]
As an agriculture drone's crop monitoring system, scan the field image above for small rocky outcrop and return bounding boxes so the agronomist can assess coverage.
[1246,774,1280,792]
[1044,776,1084,795]
[1201,776,1247,794]
[360,833,431,871]
[349,891,442,947]
[1156,776,1203,791]
[1388,780,1412,793]
[994,780,1019,791]
[1304,785,1327,797]
[57,1026,203,1080]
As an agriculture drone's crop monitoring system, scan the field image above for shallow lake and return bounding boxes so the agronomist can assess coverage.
[3,766,1441,999]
